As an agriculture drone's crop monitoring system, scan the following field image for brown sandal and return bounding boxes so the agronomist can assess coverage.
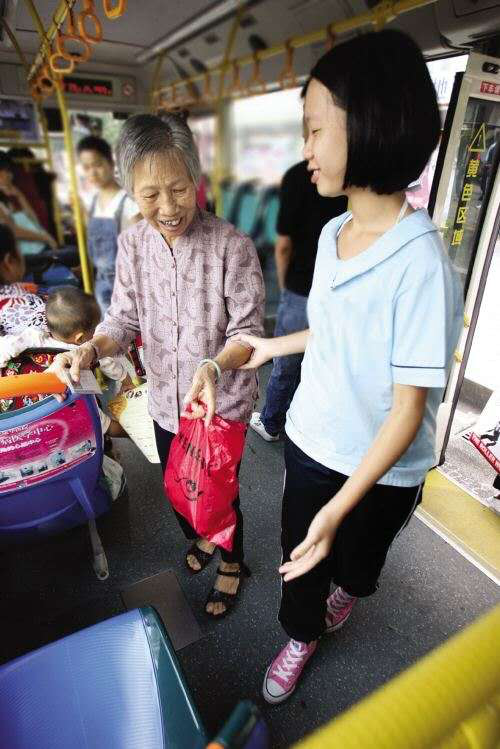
[185,541,215,574]
[205,563,251,619]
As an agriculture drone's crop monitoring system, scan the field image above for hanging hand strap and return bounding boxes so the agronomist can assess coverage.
[55,0,91,63]
[278,40,297,90]
[246,53,266,96]
[102,0,127,19]
[78,0,103,44]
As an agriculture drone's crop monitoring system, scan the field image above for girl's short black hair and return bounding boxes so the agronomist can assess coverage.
[310,30,440,195]
[0,223,18,264]
[77,135,113,163]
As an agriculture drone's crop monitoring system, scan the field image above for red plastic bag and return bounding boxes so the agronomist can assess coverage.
[165,415,246,551]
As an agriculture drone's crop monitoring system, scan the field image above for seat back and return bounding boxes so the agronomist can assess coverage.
[253,186,279,254]
[232,183,262,237]
[0,392,110,544]
[209,701,269,749]
[0,607,207,749]
[220,179,237,221]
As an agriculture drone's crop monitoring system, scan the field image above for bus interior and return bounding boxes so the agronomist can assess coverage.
[0,1,498,747]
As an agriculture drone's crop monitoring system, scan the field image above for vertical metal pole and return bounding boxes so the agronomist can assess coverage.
[1,18,65,246]
[22,0,92,292]
[55,81,93,292]
[213,4,244,217]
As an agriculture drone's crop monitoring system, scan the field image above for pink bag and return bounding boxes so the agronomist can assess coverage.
[165,415,246,551]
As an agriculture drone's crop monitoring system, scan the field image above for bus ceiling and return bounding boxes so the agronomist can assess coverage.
[0,0,497,112]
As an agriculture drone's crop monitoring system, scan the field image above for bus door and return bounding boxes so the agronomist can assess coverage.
[431,52,500,464]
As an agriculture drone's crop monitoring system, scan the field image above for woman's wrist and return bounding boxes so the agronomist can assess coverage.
[198,358,221,382]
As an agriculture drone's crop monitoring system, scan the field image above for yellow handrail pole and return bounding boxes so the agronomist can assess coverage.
[154,0,437,101]
[22,0,93,293]
[26,0,77,83]
[1,18,65,245]
[55,80,93,292]
[294,605,500,749]
[213,4,245,216]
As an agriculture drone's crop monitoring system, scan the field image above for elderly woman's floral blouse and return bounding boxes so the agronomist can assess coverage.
[96,210,265,433]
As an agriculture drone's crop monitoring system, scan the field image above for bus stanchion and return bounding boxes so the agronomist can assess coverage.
[55,79,94,294]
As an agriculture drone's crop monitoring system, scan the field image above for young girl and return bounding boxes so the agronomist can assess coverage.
[238,30,463,703]
[77,136,139,314]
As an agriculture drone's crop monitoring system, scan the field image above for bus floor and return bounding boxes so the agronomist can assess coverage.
[0,365,498,748]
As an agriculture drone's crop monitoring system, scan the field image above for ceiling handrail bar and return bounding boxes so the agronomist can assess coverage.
[153,0,437,101]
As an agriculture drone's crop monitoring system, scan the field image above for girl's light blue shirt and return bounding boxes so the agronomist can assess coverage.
[285,209,463,487]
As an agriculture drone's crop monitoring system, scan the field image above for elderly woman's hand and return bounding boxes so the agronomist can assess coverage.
[48,343,96,402]
[182,363,217,427]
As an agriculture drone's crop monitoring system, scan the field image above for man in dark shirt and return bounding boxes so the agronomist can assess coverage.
[250,160,347,441]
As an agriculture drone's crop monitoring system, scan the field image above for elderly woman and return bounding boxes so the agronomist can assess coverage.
[52,114,264,617]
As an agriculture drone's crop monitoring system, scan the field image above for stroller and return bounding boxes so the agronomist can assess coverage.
[0,366,112,580]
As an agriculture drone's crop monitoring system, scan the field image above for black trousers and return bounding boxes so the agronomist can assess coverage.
[279,436,422,643]
[153,421,244,564]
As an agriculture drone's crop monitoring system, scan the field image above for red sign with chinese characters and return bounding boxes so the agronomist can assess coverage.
[480,81,500,96]
[63,77,113,97]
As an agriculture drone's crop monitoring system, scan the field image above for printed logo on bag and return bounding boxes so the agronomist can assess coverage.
[175,476,203,501]
[177,430,211,475]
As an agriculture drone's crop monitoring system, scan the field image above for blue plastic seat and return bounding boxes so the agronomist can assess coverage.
[0,393,109,542]
[0,607,207,749]
[0,391,111,578]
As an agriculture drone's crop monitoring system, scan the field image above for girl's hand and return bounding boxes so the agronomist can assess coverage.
[49,344,95,402]
[182,363,217,427]
[235,334,275,370]
[279,504,342,582]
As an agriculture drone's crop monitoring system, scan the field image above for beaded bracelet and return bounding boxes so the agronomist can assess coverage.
[198,358,221,383]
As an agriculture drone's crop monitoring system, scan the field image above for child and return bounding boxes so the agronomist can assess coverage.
[237,30,463,703]
[0,286,132,500]
[77,136,139,314]
[0,223,47,334]
[0,286,133,430]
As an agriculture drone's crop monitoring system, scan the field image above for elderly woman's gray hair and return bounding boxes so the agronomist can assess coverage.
[116,113,201,194]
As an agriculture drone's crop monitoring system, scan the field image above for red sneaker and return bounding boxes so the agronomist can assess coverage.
[263,639,317,704]
[325,588,357,633]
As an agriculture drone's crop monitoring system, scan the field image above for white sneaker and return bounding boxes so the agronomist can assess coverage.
[249,412,279,442]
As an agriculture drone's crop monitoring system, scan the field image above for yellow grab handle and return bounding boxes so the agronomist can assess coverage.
[55,29,91,63]
[78,2,103,44]
[55,1,91,62]
[0,372,67,398]
[278,40,298,90]
[103,0,127,19]
[49,51,75,75]
[38,64,55,95]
